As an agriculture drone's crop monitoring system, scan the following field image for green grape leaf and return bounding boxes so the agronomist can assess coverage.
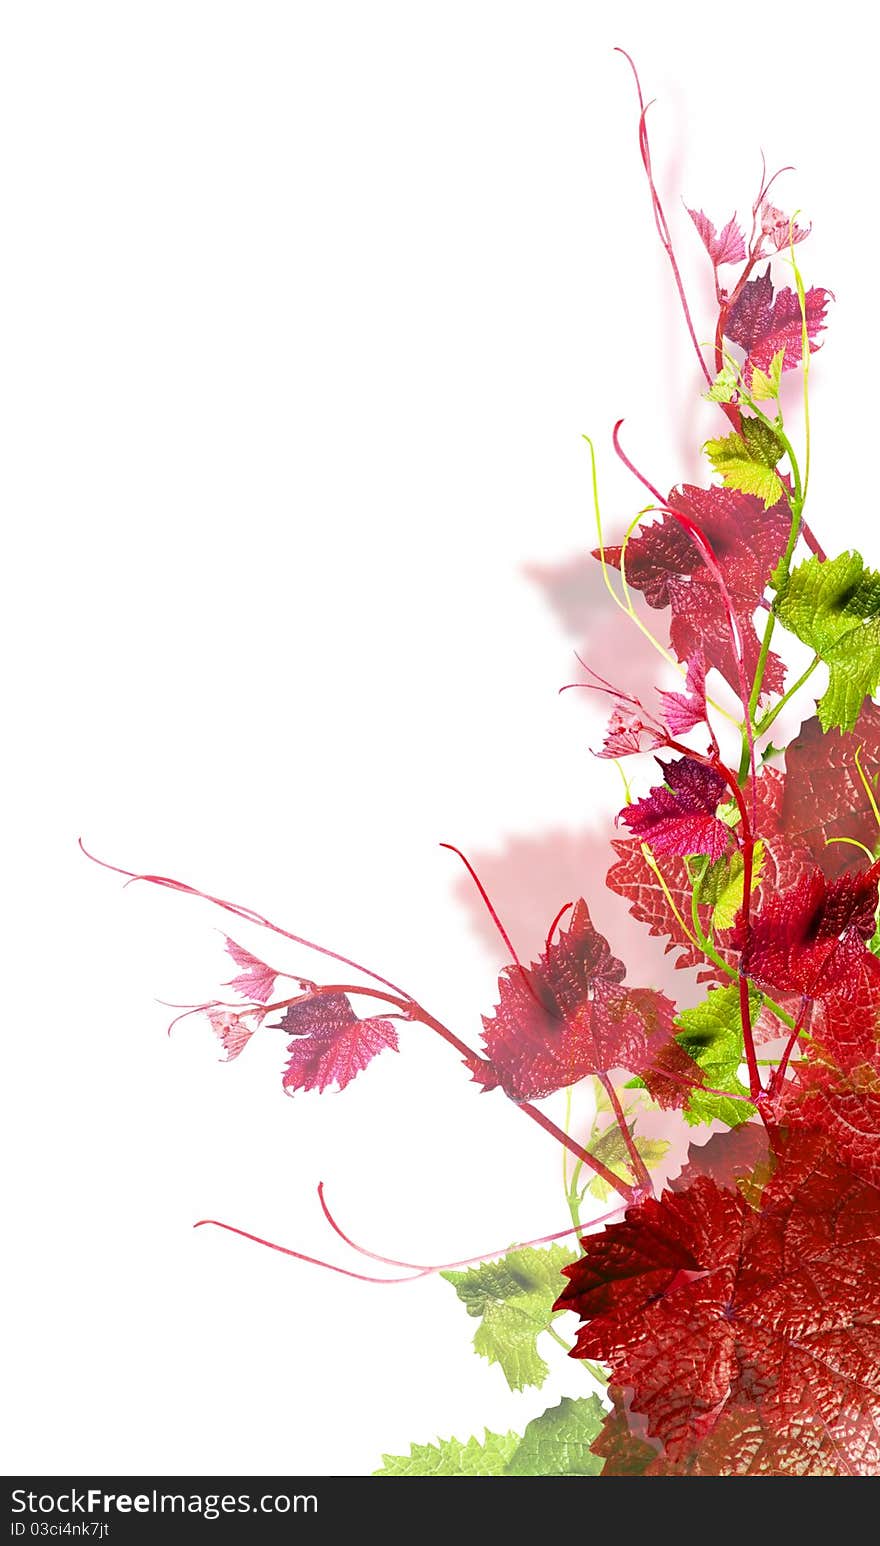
[674,983,759,1128]
[750,349,785,401]
[704,416,785,508]
[374,1397,609,1477]
[505,1396,607,1476]
[775,552,880,732]
[440,1244,575,1392]
[705,363,740,404]
[375,1428,519,1476]
[687,851,731,906]
[687,842,763,928]
[586,1125,670,1202]
[713,842,765,931]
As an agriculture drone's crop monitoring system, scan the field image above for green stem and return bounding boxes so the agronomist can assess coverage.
[711,356,808,758]
[566,1153,585,1235]
[754,655,821,739]
[737,473,808,785]
[769,420,804,512]
[545,1323,573,1354]
[547,1321,608,1386]
[689,869,797,1032]
[748,497,804,722]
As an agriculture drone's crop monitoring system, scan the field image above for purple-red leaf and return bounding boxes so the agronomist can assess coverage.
[599,485,790,698]
[276,994,399,1094]
[782,968,880,1193]
[620,756,730,859]
[479,899,686,1100]
[725,264,830,378]
[590,1389,665,1475]
[605,837,734,980]
[670,1122,771,1195]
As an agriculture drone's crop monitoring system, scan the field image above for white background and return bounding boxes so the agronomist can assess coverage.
[2,1,874,1477]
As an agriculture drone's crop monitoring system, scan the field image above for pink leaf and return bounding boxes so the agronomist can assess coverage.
[224,937,278,1003]
[658,652,708,735]
[564,662,664,759]
[277,993,399,1094]
[687,207,747,266]
[597,707,664,760]
[206,1007,260,1063]
[759,202,811,252]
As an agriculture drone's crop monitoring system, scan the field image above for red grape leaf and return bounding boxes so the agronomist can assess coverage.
[807,967,880,1075]
[687,208,746,266]
[620,756,730,860]
[639,1035,714,1112]
[669,1122,771,1195]
[605,838,733,980]
[782,972,880,1192]
[781,709,880,879]
[478,899,690,1100]
[276,993,399,1094]
[786,1052,880,1196]
[725,264,831,378]
[556,1140,880,1473]
[753,764,815,894]
[600,485,790,698]
[737,862,880,1000]
[590,1388,664,1475]
[223,937,279,1003]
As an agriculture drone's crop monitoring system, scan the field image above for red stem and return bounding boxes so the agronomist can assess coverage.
[518,1100,635,1201]
[639,1056,755,1106]
[192,1218,425,1284]
[664,738,763,1103]
[545,902,575,955]
[440,841,555,1017]
[194,1196,632,1285]
[251,983,636,1201]
[85,843,637,1198]
[612,422,759,813]
[316,1182,628,1272]
[738,973,762,1105]
[769,997,811,1099]
[78,839,411,999]
[598,1072,653,1194]
[616,49,712,389]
